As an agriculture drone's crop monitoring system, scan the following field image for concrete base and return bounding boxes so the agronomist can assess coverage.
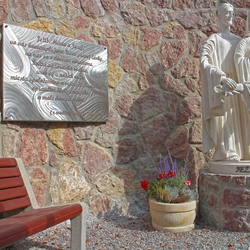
[199,168,250,232]
[209,161,250,175]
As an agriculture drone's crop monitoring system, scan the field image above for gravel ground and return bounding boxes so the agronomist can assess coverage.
[5,212,250,250]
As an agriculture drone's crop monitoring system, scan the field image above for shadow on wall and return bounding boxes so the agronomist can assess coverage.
[90,60,206,216]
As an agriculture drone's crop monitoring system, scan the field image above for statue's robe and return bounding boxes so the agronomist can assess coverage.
[200,32,250,161]
[234,35,250,158]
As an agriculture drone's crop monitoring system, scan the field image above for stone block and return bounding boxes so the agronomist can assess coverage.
[222,188,250,207]
[218,175,232,183]
[222,209,250,232]
[17,128,48,167]
[9,0,31,22]
[199,171,250,232]
[83,142,113,181]
[139,27,162,51]
[88,189,112,215]
[160,41,188,70]
[59,161,90,203]
[233,176,246,185]
[80,0,105,18]
[116,138,140,164]
[27,167,49,206]
[95,166,136,197]
[120,2,148,26]
[207,182,220,192]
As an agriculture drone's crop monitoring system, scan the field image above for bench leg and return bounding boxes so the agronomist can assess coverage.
[70,203,87,250]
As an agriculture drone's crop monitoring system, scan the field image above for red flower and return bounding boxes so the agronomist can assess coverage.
[141,180,149,191]
[185,180,191,186]
[167,170,176,177]
[158,173,167,179]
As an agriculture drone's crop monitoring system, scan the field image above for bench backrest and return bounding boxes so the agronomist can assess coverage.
[0,158,31,214]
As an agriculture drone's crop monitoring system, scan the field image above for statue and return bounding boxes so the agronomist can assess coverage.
[233,10,250,159]
[200,1,250,162]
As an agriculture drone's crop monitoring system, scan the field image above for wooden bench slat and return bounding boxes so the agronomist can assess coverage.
[0,187,28,202]
[0,167,21,178]
[0,158,17,168]
[0,204,82,248]
[0,177,24,189]
[0,196,31,213]
[0,157,86,250]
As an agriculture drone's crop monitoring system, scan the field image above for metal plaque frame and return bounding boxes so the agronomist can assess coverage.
[2,23,109,122]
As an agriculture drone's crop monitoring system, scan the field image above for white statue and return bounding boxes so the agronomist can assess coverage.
[200,2,250,161]
[233,10,250,159]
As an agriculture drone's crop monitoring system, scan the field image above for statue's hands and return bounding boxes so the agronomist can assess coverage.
[215,78,243,96]
[214,84,240,96]
[221,77,237,90]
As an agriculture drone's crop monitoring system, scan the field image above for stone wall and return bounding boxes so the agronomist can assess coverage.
[199,170,250,231]
[0,0,248,216]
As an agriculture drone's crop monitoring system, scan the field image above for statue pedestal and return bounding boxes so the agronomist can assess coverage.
[209,161,250,175]
[199,161,250,232]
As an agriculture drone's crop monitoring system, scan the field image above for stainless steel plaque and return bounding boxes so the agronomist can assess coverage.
[2,23,109,122]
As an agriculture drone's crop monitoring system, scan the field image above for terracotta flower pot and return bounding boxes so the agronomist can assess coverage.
[149,198,196,232]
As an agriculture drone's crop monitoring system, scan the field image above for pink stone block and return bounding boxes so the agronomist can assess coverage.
[33,0,47,16]
[146,8,164,27]
[233,176,246,185]
[222,209,250,232]
[177,11,202,29]
[120,48,138,73]
[0,0,8,23]
[213,174,232,183]
[28,167,49,206]
[9,0,31,22]
[17,128,48,167]
[172,57,199,79]
[73,16,90,30]
[208,182,220,192]
[160,74,189,97]
[140,28,162,51]
[176,96,201,124]
[134,88,165,122]
[99,39,122,59]
[199,171,250,231]
[116,138,139,164]
[80,0,105,18]
[83,142,113,181]
[141,116,169,155]
[100,0,118,12]
[160,41,188,70]
[222,188,250,207]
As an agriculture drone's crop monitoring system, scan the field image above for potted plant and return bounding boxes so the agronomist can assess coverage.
[141,150,196,232]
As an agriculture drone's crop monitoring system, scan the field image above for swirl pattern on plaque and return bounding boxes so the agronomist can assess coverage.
[3,24,108,122]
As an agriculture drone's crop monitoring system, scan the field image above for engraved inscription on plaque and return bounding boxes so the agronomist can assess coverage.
[235,166,250,174]
[2,23,109,122]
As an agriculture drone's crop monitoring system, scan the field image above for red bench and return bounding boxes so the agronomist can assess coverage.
[0,158,86,249]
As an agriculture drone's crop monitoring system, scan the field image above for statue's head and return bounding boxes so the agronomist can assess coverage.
[216,2,234,18]
[216,2,234,28]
